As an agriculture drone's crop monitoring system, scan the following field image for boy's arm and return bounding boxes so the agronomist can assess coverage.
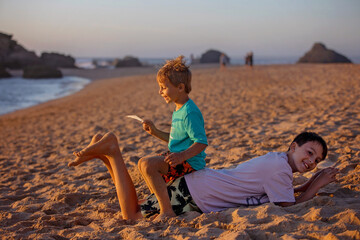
[164,142,207,167]
[142,120,170,143]
[276,167,339,207]
[151,129,170,143]
[294,170,323,193]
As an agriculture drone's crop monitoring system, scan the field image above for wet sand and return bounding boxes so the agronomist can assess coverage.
[0,64,359,239]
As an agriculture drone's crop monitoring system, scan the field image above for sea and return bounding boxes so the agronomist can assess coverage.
[0,76,90,115]
[1,55,359,116]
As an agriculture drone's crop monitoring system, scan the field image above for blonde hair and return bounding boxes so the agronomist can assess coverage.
[157,55,192,93]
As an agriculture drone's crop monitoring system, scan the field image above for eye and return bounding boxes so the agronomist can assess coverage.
[308,151,313,156]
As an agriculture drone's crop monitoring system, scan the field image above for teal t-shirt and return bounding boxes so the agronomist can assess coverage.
[168,99,208,170]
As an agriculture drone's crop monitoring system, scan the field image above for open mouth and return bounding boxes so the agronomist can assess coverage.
[304,162,309,169]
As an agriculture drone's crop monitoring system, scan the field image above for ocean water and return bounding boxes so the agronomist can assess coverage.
[0,76,90,115]
[75,56,301,69]
[76,55,360,69]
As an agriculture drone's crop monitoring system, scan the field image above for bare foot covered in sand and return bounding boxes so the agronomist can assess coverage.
[72,132,119,158]
[69,133,104,167]
[68,155,96,167]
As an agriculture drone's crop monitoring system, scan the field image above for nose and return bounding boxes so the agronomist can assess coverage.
[309,156,316,165]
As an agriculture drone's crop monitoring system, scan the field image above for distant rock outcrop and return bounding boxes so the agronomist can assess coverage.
[200,49,230,64]
[0,32,42,69]
[41,52,76,68]
[0,32,76,71]
[23,65,62,79]
[0,66,11,78]
[113,56,142,67]
[297,43,352,63]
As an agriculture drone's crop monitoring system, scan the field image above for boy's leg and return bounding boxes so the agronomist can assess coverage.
[69,133,115,182]
[71,132,142,220]
[138,156,175,217]
[138,156,167,193]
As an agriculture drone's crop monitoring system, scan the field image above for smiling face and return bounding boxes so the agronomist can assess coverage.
[157,78,181,104]
[287,141,324,173]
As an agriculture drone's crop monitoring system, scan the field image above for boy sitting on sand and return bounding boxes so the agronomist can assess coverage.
[69,131,339,220]
[137,56,208,218]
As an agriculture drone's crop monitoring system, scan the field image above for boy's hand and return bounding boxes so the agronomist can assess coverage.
[315,167,339,188]
[164,152,186,167]
[142,120,156,135]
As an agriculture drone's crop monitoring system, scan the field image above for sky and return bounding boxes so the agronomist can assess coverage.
[0,0,359,60]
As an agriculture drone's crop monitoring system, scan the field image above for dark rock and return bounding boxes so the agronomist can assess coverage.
[0,32,42,69]
[6,50,42,69]
[0,65,11,78]
[297,43,352,63]
[41,52,76,68]
[23,65,62,79]
[200,49,230,64]
[0,33,12,65]
[113,56,142,67]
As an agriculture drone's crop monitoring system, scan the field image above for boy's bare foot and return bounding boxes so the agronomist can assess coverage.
[73,133,103,157]
[73,132,119,158]
[69,133,104,167]
[68,155,95,167]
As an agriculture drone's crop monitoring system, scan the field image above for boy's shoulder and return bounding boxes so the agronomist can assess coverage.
[179,99,202,114]
[250,152,290,171]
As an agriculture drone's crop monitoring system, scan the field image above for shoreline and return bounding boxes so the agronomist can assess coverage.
[1,64,219,117]
[0,63,359,239]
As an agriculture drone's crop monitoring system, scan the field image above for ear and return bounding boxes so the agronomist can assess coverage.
[290,142,297,152]
[177,83,185,92]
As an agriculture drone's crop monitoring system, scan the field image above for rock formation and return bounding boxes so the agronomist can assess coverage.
[0,66,11,78]
[113,56,142,67]
[200,49,230,64]
[23,65,62,79]
[0,32,76,72]
[297,43,352,63]
[41,52,76,68]
[0,32,42,69]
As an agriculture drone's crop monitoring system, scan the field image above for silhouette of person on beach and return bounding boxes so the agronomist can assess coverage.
[219,53,228,71]
[69,131,338,220]
[245,51,254,67]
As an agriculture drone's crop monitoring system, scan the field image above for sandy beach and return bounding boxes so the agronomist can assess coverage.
[0,64,359,239]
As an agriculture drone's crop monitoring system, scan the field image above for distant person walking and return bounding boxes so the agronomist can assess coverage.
[245,51,254,67]
[219,53,228,71]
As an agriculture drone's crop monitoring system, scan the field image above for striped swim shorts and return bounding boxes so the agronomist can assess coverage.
[139,176,201,218]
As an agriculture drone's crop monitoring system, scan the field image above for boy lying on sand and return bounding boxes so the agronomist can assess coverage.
[69,131,339,220]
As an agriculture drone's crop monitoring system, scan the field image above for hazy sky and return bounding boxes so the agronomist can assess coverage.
[1,0,359,60]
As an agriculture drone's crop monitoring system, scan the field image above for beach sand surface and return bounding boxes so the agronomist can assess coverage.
[0,64,359,239]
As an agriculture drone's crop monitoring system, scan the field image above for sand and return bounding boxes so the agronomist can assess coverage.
[0,64,359,239]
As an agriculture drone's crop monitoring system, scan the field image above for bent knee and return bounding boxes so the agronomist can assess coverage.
[138,157,168,174]
[138,157,150,171]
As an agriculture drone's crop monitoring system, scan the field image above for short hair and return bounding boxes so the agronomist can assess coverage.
[157,55,192,93]
[290,132,328,160]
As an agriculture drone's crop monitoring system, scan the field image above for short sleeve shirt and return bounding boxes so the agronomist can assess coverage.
[169,99,208,170]
[184,152,295,213]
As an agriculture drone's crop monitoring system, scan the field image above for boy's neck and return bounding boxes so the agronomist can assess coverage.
[175,95,190,111]
[286,151,297,173]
